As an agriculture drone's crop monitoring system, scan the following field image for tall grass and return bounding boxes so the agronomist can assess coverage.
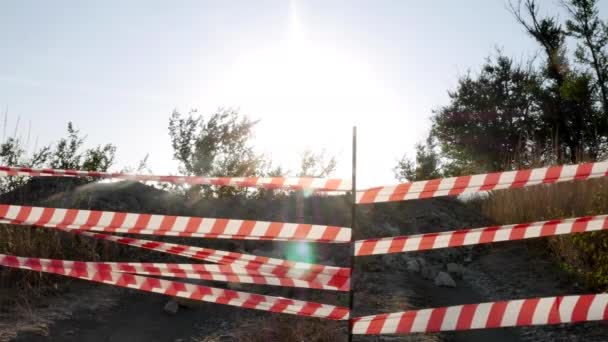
[468,177,608,290]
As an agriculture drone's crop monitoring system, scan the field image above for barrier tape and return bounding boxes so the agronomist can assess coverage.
[0,254,349,320]
[0,254,346,291]
[355,215,608,256]
[7,224,351,291]
[0,204,351,243]
[0,165,351,191]
[351,293,608,334]
[356,161,608,204]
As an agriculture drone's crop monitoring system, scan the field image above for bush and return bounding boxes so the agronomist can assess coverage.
[469,177,608,290]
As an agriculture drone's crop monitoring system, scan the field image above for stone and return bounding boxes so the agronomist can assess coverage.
[446,263,464,279]
[163,299,179,315]
[421,265,439,280]
[406,259,420,273]
[434,272,456,287]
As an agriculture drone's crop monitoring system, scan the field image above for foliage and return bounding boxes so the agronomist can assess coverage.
[168,108,265,198]
[393,135,443,181]
[468,178,608,290]
[297,149,336,177]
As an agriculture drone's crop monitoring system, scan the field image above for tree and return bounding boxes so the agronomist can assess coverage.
[564,0,608,115]
[297,149,336,178]
[49,122,116,171]
[168,108,264,197]
[510,0,605,163]
[394,135,443,181]
[431,53,542,173]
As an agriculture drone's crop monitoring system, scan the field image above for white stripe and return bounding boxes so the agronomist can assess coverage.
[410,308,433,333]
[335,228,351,242]
[470,302,492,329]
[500,299,524,327]
[558,295,580,322]
[172,216,190,232]
[432,233,452,249]
[587,294,608,321]
[493,225,513,242]
[223,220,244,235]
[26,206,44,223]
[462,230,482,246]
[404,236,422,252]
[250,221,271,238]
[526,167,549,186]
[373,239,392,255]
[49,208,68,225]
[558,164,577,182]
[495,170,517,190]
[351,319,371,334]
[532,297,556,325]
[433,177,457,197]
[585,217,606,232]
[380,312,407,334]
[96,211,114,228]
[146,215,163,230]
[523,223,543,238]
[441,305,463,331]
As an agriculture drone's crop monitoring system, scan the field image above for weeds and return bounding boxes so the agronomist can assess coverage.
[468,177,608,290]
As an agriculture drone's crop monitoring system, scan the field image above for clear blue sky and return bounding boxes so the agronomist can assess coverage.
[2,1,605,187]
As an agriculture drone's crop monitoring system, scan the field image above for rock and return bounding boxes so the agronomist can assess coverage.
[406,259,420,273]
[446,263,464,279]
[421,265,439,280]
[434,272,456,287]
[163,299,179,315]
[416,257,427,268]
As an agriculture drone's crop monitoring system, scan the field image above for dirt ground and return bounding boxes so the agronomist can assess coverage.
[2,192,608,341]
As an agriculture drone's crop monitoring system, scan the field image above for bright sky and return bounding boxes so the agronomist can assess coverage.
[2,1,605,188]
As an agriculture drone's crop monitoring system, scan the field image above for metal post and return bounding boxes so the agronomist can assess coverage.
[348,126,357,342]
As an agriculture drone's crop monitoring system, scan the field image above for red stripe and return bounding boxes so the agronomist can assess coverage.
[129,214,152,234]
[107,212,127,232]
[486,301,508,328]
[509,223,531,240]
[236,221,256,237]
[479,172,501,191]
[455,303,478,330]
[358,187,382,204]
[543,165,563,183]
[571,295,595,322]
[319,226,340,242]
[448,175,472,196]
[357,240,378,256]
[418,233,438,250]
[388,237,407,253]
[539,220,560,237]
[14,206,32,224]
[572,216,592,233]
[420,179,441,199]
[210,219,228,235]
[574,163,593,180]
[448,229,470,248]
[323,179,342,191]
[395,311,417,334]
[388,183,411,202]
[366,313,389,334]
[426,307,447,332]
[293,224,312,240]
[510,169,532,188]
[516,298,540,325]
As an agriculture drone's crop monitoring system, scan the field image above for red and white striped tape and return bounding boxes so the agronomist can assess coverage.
[0,254,349,320]
[0,254,346,291]
[351,293,608,334]
[355,215,608,256]
[0,165,351,191]
[0,204,351,242]
[357,161,608,204]
[18,226,351,291]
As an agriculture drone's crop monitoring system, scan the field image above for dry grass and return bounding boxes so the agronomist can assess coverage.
[468,177,608,290]
[0,224,120,293]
